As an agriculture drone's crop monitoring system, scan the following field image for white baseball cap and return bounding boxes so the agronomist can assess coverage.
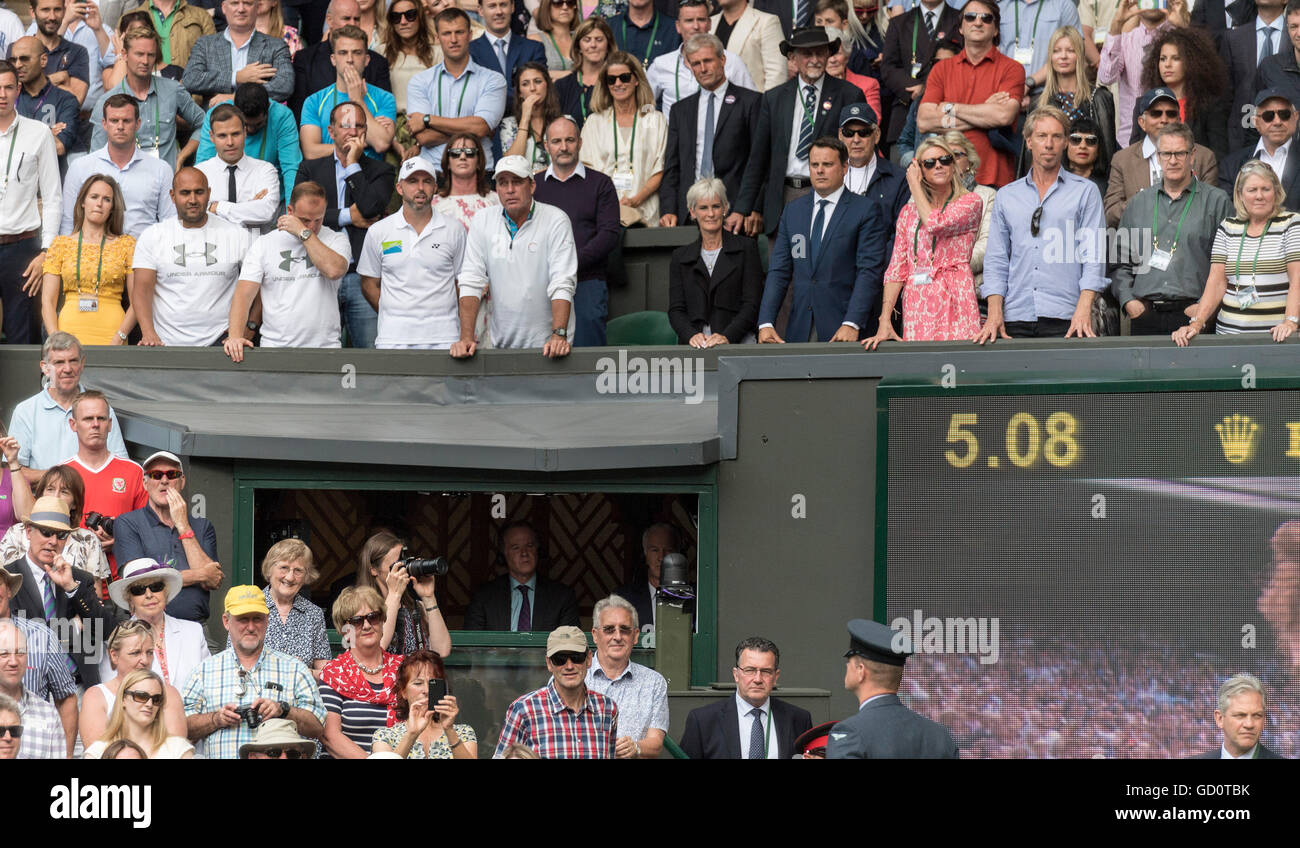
[494,155,533,180]
[399,157,437,181]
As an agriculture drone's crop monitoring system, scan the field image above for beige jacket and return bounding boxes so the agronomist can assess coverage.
[580,105,668,227]
[710,6,787,92]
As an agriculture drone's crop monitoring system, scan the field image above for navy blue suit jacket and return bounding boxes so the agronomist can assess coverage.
[759,188,887,341]
[469,32,547,90]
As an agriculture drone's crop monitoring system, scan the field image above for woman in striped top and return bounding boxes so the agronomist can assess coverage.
[319,587,403,758]
[1173,161,1300,345]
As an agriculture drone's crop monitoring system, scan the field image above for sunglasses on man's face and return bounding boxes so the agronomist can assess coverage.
[346,610,384,628]
[124,689,165,707]
[963,12,994,23]
[145,469,182,481]
[605,71,634,85]
[32,526,70,541]
[1069,133,1099,147]
[1146,107,1179,119]
[1260,108,1294,124]
[1031,205,1044,237]
[0,725,22,739]
[388,7,419,22]
[921,155,955,169]
[549,651,587,667]
[448,147,477,158]
[257,747,305,759]
[841,125,877,138]
[129,581,167,597]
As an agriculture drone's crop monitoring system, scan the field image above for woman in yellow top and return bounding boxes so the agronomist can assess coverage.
[41,175,136,346]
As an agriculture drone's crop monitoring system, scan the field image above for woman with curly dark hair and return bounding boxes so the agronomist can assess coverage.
[1134,26,1227,157]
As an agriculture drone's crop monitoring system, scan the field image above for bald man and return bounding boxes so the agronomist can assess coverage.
[133,168,255,346]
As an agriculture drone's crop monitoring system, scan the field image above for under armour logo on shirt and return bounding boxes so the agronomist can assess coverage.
[279,251,315,272]
[173,243,218,266]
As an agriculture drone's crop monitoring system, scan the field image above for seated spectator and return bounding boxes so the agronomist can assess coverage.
[12,37,78,168]
[609,0,680,70]
[580,50,668,226]
[0,692,20,759]
[554,15,614,129]
[253,539,331,681]
[295,101,395,350]
[1257,0,1300,115]
[494,625,618,758]
[0,621,64,758]
[195,105,283,234]
[0,568,75,751]
[238,717,318,758]
[839,104,909,253]
[182,585,325,759]
[102,9,176,86]
[352,0,384,46]
[757,137,886,343]
[658,33,761,230]
[358,157,467,349]
[710,0,786,92]
[80,619,188,748]
[225,181,353,358]
[1098,0,1180,146]
[879,0,962,150]
[62,95,175,239]
[122,0,215,69]
[615,523,677,629]
[183,0,294,104]
[993,0,1079,95]
[0,467,108,594]
[530,0,578,79]
[319,585,402,758]
[667,178,762,346]
[379,0,441,159]
[977,106,1105,341]
[1134,26,1227,157]
[1064,117,1109,198]
[917,0,1025,188]
[814,0,885,76]
[301,25,398,159]
[133,168,254,347]
[585,594,667,758]
[90,27,207,170]
[1174,161,1300,343]
[471,0,548,110]
[1224,0,1288,153]
[864,136,983,348]
[533,116,621,347]
[84,669,194,758]
[40,176,136,347]
[500,62,561,172]
[101,557,211,690]
[35,0,110,115]
[198,84,303,207]
[436,132,502,226]
[27,0,91,108]
[453,155,579,355]
[1220,90,1300,210]
[647,0,753,114]
[291,0,392,117]
[0,435,33,544]
[370,649,477,758]
[1030,27,1115,168]
[406,8,507,170]
[353,530,452,655]
[1113,123,1233,336]
[257,0,304,57]
[464,520,580,631]
[824,26,881,118]
[1104,87,1219,229]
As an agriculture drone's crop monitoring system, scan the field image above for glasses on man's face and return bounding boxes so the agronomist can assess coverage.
[333,123,366,132]
[921,155,955,169]
[1157,149,1190,161]
[32,526,70,541]
[549,651,586,667]
[128,581,167,597]
[0,725,22,739]
[600,624,635,636]
[145,469,182,481]
[736,666,777,679]
[963,11,994,23]
[1030,205,1044,237]
[605,71,634,85]
[388,7,419,22]
[1146,108,1179,119]
[259,747,305,759]
[346,610,384,629]
[448,147,477,158]
[124,689,165,707]
[841,125,876,138]
[1260,108,1294,124]
[1069,133,1099,147]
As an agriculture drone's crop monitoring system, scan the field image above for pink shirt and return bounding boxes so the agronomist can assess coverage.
[1097,21,1172,146]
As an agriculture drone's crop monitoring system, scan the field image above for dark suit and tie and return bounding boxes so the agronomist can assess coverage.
[1191,742,1283,758]
[1218,139,1300,211]
[753,0,806,39]
[1223,19,1280,152]
[879,2,962,144]
[659,81,762,223]
[290,42,392,119]
[5,557,122,686]
[1192,0,1257,48]
[469,31,547,91]
[463,574,580,631]
[296,152,396,271]
[680,694,813,759]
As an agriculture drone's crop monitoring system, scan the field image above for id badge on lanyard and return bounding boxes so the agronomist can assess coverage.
[1237,278,1260,308]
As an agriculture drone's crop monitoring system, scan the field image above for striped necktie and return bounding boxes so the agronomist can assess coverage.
[795,84,816,160]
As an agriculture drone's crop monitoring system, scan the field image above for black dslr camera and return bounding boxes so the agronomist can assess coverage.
[399,555,449,579]
[84,511,115,536]
[234,706,264,729]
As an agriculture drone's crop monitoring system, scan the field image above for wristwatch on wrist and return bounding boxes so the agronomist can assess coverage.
[422,114,431,129]
[278,700,291,718]
[942,102,954,116]
[297,228,311,243]
[1288,316,1299,325]
[552,327,568,338]
[116,330,128,341]
[246,320,261,333]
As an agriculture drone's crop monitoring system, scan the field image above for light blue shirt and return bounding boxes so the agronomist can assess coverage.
[301,83,397,160]
[406,60,507,170]
[224,28,254,87]
[997,0,1080,81]
[61,145,175,238]
[734,692,778,759]
[1257,15,1283,64]
[334,156,361,227]
[983,168,1106,322]
[7,387,129,470]
[585,658,669,741]
[508,573,537,631]
[196,99,302,205]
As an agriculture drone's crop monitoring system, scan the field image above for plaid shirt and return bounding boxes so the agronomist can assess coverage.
[16,688,65,759]
[181,646,325,760]
[494,679,618,759]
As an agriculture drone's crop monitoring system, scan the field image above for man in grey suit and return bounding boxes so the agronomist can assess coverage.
[182,0,294,105]
[826,619,959,759]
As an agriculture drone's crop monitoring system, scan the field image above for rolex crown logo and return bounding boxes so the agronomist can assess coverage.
[1215,414,1259,464]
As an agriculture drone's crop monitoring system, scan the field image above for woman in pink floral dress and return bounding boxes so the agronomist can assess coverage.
[863,137,983,348]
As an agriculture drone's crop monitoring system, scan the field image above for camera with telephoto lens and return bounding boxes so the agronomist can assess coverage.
[84,512,115,537]
[234,705,265,729]
[401,556,449,579]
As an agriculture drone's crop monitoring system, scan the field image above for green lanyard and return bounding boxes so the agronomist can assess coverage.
[1153,180,1196,255]
[436,68,471,117]
[612,110,637,166]
[910,14,919,69]
[257,124,269,160]
[622,12,660,68]
[2,122,18,186]
[74,232,107,296]
[1234,222,1268,285]
[675,52,682,103]
[912,194,952,263]
[546,32,569,70]
[122,80,160,150]
[1014,0,1046,51]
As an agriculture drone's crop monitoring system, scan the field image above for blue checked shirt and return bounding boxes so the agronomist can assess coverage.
[181,646,325,760]
[584,658,668,742]
[16,688,65,759]
[494,679,618,759]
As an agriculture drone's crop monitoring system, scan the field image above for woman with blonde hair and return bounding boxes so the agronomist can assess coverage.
[1019,26,1115,176]
[84,669,193,759]
[319,586,402,758]
[942,130,996,299]
[256,0,303,57]
[80,620,188,747]
[580,50,667,227]
[863,135,983,348]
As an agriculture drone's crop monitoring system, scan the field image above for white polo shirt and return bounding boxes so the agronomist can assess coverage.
[238,227,352,348]
[133,215,252,346]
[356,208,466,348]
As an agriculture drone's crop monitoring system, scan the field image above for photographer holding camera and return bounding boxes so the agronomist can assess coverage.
[355,531,451,657]
[182,585,325,759]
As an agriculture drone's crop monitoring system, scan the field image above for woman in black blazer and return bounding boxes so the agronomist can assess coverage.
[667,178,763,347]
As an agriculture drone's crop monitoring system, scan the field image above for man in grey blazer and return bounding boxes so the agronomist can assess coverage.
[182,0,294,105]
[827,619,959,759]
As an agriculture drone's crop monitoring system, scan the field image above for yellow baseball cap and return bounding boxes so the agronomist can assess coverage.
[224,585,269,616]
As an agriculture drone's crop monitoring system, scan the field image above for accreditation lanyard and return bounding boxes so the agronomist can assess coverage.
[622,13,660,68]
[910,14,919,72]
[75,232,107,296]
[1234,223,1268,289]
[911,195,951,264]
[1014,0,1046,51]
[122,80,160,150]
[1152,180,1196,255]
[257,124,269,160]
[547,32,569,70]
[2,122,19,189]
[437,68,471,117]
[675,52,682,103]
[612,110,638,169]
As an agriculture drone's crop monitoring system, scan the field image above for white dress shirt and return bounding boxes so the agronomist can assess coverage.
[1142,134,1162,184]
[239,227,353,348]
[196,154,281,232]
[785,74,825,179]
[1254,137,1290,181]
[1220,743,1259,759]
[356,208,467,348]
[758,185,851,331]
[647,46,755,113]
[695,80,729,176]
[0,113,62,247]
[734,692,780,759]
[1257,15,1282,64]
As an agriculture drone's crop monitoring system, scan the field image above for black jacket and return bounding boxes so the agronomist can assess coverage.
[667,230,763,343]
[680,696,813,759]
[5,557,123,685]
[660,83,762,221]
[463,574,580,631]
[296,154,396,271]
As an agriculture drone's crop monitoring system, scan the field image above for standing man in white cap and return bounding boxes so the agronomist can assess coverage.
[357,156,467,350]
[451,154,577,358]
[494,625,618,758]
[114,451,222,625]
